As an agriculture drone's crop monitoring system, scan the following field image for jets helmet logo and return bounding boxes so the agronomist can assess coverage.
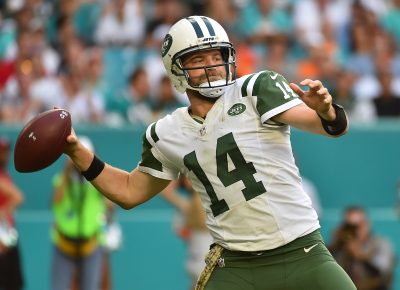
[161,34,173,57]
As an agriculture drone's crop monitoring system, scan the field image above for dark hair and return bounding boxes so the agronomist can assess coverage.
[344,205,365,215]
[128,66,146,84]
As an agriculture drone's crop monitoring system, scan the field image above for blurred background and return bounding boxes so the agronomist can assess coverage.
[0,0,400,289]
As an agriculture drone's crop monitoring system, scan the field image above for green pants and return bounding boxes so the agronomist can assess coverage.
[205,230,356,290]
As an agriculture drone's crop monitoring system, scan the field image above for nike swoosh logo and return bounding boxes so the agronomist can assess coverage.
[270,73,279,80]
[303,243,319,253]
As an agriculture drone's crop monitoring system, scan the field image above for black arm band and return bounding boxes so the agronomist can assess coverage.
[318,103,348,136]
[81,155,105,181]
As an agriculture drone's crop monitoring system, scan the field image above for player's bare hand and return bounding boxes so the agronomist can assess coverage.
[290,79,335,121]
[63,127,79,156]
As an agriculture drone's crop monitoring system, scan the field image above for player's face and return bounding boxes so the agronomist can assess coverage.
[182,49,226,86]
[345,210,370,239]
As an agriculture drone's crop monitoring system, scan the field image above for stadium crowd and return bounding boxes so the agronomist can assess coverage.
[1,0,400,126]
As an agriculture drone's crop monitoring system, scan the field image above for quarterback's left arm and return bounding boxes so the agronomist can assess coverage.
[273,79,348,137]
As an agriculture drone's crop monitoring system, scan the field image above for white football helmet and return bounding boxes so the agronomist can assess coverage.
[161,16,236,98]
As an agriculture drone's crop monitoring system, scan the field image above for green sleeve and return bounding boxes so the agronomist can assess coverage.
[241,71,302,123]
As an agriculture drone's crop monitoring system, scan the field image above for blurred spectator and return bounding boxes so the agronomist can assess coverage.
[59,65,105,124]
[293,0,350,49]
[341,1,385,103]
[238,0,292,46]
[82,47,113,111]
[373,31,400,96]
[0,56,37,123]
[202,0,239,35]
[55,38,106,124]
[57,36,85,75]
[29,53,64,114]
[345,21,376,77]
[51,136,110,290]
[296,44,339,89]
[74,1,102,45]
[98,201,122,290]
[381,0,400,48]
[142,0,188,92]
[0,137,24,290]
[72,192,121,290]
[95,0,145,46]
[125,66,155,125]
[263,35,297,80]
[14,6,35,31]
[372,69,400,117]
[144,0,187,49]
[329,206,395,290]
[107,66,154,126]
[332,70,377,122]
[359,0,389,17]
[234,41,258,77]
[47,0,79,48]
[152,75,186,119]
[0,13,17,62]
[161,177,212,290]
[30,23,60,76]
[1,0,400,125]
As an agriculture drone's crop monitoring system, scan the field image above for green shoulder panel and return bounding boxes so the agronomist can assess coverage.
[139,123,163,171]
[240,73,256,97]
[241,71,299,116]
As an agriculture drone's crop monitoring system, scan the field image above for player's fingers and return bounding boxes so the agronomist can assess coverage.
[300,79,313,86]
[66,135,77,144]
[289,83,304,97]
[317,87,328,96]
[308,80,323,90]
[66,128,78,144]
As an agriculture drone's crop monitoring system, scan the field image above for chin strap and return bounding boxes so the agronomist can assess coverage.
[196,80,229,98]
[198,87,225,98]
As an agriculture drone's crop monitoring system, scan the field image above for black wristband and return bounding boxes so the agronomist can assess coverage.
[318,103,348,136]
[81,155,105,181]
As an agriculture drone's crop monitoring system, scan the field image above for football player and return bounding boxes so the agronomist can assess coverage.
[64,16,355,290]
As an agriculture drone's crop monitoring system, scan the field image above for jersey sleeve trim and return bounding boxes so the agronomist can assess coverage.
[260,98,303,124]
[240,73,255,97]
[137,166,178,180]
[138,122,180,180]
[240,71,265,97]
[150,122,159,143]
[139,124,163,171]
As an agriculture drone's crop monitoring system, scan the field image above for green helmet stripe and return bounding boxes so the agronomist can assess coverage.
[186,17,204,38]
[201,16,216,36]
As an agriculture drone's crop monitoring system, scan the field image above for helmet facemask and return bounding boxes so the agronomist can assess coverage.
[171,44,236,98]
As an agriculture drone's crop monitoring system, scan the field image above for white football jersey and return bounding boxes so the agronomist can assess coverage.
[138,70,320,251]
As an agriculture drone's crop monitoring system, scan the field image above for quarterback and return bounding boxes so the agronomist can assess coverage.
[64,16,356,290]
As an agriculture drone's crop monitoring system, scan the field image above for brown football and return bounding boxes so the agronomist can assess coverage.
[14,109,71,172]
